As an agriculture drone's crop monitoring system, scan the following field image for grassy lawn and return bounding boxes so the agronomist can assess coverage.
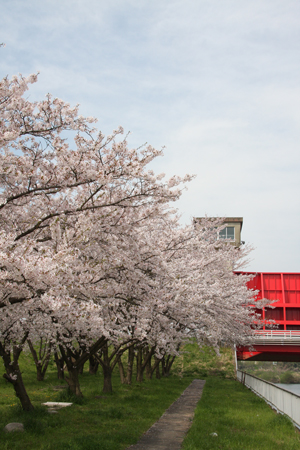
[182,377,300,450]
[0,351,194,450]
[1,345,300,449]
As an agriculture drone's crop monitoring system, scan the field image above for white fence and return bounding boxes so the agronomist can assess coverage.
[237,370,300,428]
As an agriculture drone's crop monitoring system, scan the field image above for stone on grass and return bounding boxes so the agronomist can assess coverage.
[4,423,24,433]
[42,402,72,409]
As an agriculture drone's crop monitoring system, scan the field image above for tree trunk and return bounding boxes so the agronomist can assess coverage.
[65,367,83,397]
[117,354,126,384]
[78,362,84,375]
[59,346,83,397]
[54,351,65,380]
[136,346,144,382]
[161,356,166,376]
[1,344,34,411]
[136,345,156,382]
[144,347,152,380]
[151,356,161,379]
[102,365,113,393]
[156,361,161,379]
[58,336,107,398]
[100,342,113,393]
[162,354,176,377]
[125,345,135,385]
[36,366,44,381]
[89,355,99,375]
[28,338,52,381]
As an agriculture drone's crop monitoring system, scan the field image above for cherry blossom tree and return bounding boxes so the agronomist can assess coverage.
[0,72,263,410]
[0,72,192,407]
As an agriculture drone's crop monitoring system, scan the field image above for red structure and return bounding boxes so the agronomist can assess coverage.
[235,272,300,361]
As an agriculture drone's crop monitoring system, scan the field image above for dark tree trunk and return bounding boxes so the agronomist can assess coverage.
[125,345,135,385]
[1,343,34,411]
[89,355,99,375]
[136,345,155,382]
[97,341,135,391]
[116,353,126,384]
[162,354,177,377]
[161,356,167,376]
[28,338,52,381]
[59,346,83,397]
[144,347,152,380]
[151,356,161,379]
[102,365,113,393]
[78,362,84,375]
[58,336,107,397]
[166,355,176,376]
[156,361,161,379]
[101,342,113,393]
[136,346,144,382]
[65,367,83,397]
[54,351,65,380]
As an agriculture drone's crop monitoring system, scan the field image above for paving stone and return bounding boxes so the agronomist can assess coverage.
[127,379,205,450]
[4,423,24,433]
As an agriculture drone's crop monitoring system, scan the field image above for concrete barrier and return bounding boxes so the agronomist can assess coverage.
[237,370,300,428]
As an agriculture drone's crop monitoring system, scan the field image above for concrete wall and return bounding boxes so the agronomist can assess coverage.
[237,370,300,428]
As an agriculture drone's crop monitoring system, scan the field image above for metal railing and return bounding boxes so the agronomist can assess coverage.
[251,330,300,345]
[237,370,300,428]
[255,330,300,338]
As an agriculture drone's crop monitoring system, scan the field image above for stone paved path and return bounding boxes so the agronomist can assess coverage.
[126,379,205,450]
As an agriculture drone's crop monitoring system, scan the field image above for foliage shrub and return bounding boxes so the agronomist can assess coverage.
[255,371,280,383]
[280,371,298,384]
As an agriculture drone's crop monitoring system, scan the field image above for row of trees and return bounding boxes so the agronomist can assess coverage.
[0,72,261,410]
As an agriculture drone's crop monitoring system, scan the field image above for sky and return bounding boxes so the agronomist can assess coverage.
[1,0,300,272]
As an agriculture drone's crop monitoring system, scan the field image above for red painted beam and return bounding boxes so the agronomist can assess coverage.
[237,351,300,362]
[238,345,300,353]
[237,345,300,361]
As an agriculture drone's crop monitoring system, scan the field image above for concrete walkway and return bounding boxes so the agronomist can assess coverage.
[127,379,206,450]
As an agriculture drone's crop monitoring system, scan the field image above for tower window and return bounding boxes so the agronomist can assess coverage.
[219,226,235,240]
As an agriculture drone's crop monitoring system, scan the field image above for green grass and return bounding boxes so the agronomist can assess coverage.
[1,345,300,449]
[0,350,194,450]
[172,343,235,378]
[182,377,300,450]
